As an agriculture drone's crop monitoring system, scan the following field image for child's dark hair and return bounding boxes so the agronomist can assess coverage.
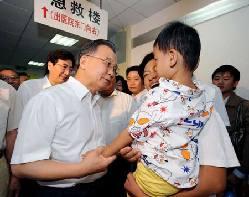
[153,21,201,71]
[212,65,240,81]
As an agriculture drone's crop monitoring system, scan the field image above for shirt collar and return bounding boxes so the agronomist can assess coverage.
[159,77,202,98]
[67,76,89,101]
[110,89,118,97]
[133,89,147,99]
[67,77,101,104]
[42,76,52,90]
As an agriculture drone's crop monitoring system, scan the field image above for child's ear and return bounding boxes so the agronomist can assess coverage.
[168,49,177,68]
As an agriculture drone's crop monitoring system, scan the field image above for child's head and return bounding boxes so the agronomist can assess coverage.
[153,21,201,80]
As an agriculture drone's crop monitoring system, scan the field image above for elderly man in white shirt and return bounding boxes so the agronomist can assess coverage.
[6,49,76,196]
[11,39,117,197]
[0,79,16,197]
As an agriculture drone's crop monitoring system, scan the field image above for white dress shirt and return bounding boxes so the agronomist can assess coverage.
[8,76,51,131]
[133,89,148,107]
[194,78,230,126]
[100,90,137,144]
[0,80,16,148]
[199,110,239,167]
[11,77,105,187]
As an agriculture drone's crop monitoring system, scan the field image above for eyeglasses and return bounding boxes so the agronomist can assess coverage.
[86,55,117,74]
[0,75,19,81]
[56,64,73,73]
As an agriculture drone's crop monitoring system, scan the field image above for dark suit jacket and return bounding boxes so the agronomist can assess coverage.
[226,92,249,172]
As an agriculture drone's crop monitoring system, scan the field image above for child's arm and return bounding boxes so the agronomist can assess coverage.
[102,128,133,157]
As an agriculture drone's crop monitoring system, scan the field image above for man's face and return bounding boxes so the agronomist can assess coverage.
[80,45,117,92]
[143,59,159,90]
[0,69,20,89]
[19,75,29,84]
[212,71,238,94]
[100,77,116,97]
[48,59,73,85]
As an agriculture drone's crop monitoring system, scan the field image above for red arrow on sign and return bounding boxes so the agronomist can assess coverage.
[42,6,48,18]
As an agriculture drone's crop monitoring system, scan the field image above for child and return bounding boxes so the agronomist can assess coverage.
[103,21,215,197]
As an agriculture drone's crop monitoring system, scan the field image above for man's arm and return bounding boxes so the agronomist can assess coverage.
[124,165,226,197]
[174,166,226,197]
[6,129,17,163]
[11,147,116,180]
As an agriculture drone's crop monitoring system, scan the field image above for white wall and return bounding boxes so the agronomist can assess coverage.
[195,6,249,99]
[130,5,249,99]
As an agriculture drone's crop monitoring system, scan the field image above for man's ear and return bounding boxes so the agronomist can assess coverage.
[168,49,177,68]
[79,56,87,70]
[233,80,239,89]
[47,61,54,71]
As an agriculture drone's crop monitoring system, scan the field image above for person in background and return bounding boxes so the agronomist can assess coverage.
[6,49,75,197]
[18,72,29,84]
[0,79,16,197]
[96,74,137,196]
[0,68,20,90]
[126,66,147,105]
[139,52,159,90]
[212,65,249,197]
[10,39,117,197]
[116,75,131,94]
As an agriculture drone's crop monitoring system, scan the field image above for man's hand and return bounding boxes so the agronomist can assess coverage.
[7,175,20,197]
[119,147,141,162]
[80,147,116,176]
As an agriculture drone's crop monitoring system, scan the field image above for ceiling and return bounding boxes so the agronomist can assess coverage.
[0,0,180,71]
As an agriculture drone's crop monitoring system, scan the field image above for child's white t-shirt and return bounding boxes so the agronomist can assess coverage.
[128,78,215,188]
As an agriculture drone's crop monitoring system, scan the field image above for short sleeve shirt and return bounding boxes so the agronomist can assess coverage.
[11,77,105,187]
[128,78,214,188]
[100,90,138,144]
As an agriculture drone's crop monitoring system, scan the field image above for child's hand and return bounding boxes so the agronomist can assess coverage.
[119,147,141,162]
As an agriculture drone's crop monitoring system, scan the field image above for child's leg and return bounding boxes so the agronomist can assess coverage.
[124,173,148,197]
[134,162,179,197]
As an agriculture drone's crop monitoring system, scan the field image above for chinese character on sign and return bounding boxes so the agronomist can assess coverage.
[89,8,100,25]
[71,1,84,18]
[51,0,66,10]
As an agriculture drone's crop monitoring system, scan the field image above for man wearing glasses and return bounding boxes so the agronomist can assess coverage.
[10,40,117,196]
[6,49,75,197]
[0,68,20,90]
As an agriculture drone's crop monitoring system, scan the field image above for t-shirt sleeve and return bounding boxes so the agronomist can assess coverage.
[199,111,239,167]
[11,92,58,164]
